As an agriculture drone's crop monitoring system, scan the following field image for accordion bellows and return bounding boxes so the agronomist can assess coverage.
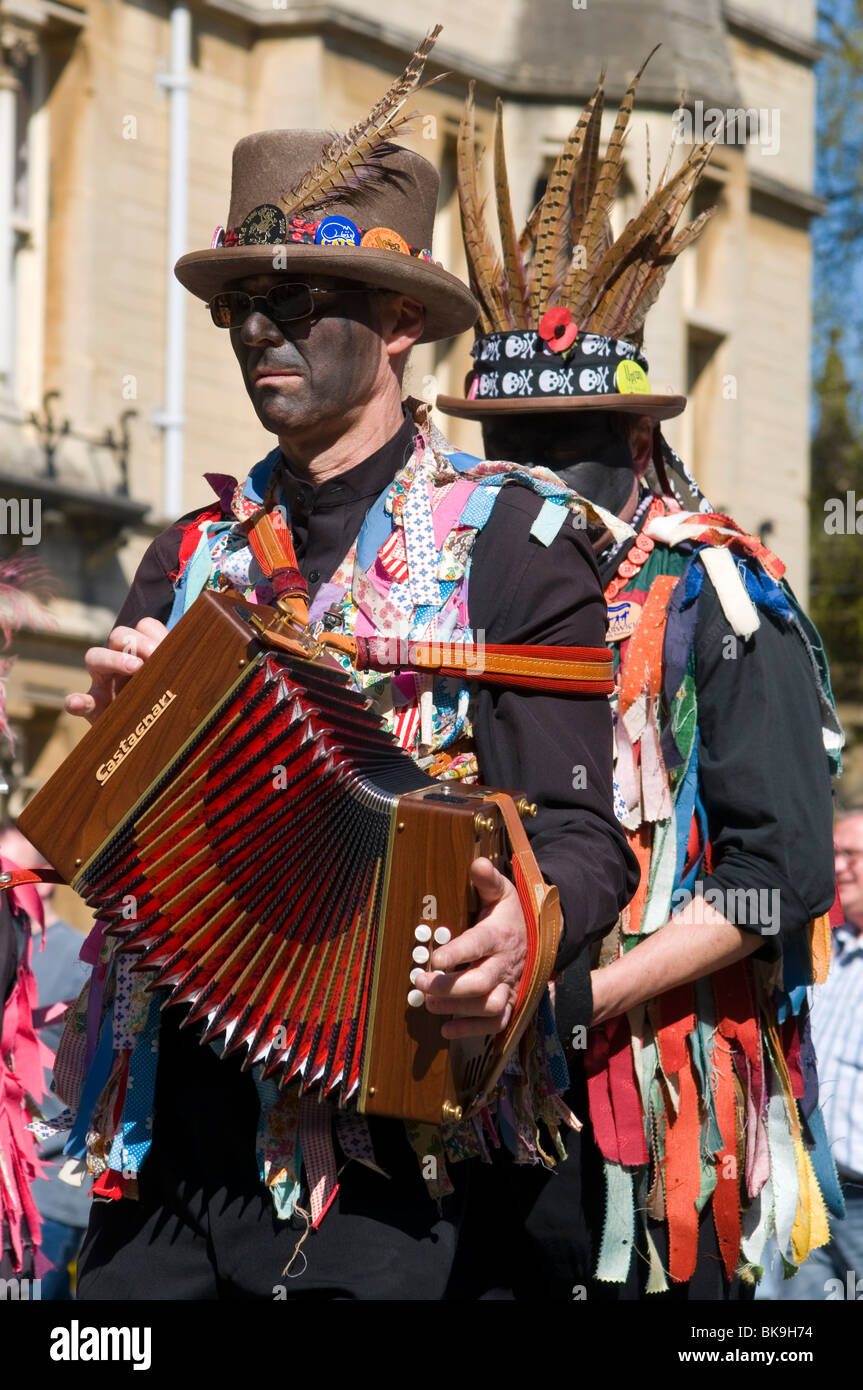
[21,591,561,1125]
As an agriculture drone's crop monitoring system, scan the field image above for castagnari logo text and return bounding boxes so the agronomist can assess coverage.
[97,691,176,785]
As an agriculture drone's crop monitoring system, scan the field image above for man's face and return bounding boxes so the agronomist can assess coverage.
[834,814,863,931]
[481,411,639,517]
[226,272,389,442]
[481,413,612,471]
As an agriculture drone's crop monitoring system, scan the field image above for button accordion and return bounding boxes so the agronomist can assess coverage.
[19,591,562,1125]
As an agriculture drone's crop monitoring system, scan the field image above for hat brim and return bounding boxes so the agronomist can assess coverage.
[435,392,687,422]
[174,245,477,344]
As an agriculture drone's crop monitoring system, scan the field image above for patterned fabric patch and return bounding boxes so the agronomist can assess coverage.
[52,980,90,1111]
[377,528,410,584]
[613,777,627,824]
[220,543,255,590]
[27,1108,76,1142]
[334,1108,387,1175]
[106,995,161,1179]
[393,705,421,750]
[300,1096,339,1228]
[438,529,476,581]
[459,485,498,530]
[403,471,442,606]
[111,955,136,1050]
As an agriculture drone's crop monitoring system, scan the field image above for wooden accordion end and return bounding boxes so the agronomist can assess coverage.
[19,591,561,1126]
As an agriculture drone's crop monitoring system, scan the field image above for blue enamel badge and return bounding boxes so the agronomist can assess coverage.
[315,216,361,247]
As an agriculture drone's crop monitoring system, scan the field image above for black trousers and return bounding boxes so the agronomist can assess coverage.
[77,1010,591,1301]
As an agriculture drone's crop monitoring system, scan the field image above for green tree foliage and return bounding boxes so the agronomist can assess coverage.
[815,2,863,379]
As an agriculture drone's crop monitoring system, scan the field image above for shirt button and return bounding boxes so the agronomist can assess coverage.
[308,569,320,583]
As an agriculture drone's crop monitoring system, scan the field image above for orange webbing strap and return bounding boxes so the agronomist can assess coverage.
[246,510,309,626]
[459,792,559,1115]
[0,866,66,891]
[320,634,615,694]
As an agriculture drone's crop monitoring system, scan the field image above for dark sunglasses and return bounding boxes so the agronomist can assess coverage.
[207,282,385,329]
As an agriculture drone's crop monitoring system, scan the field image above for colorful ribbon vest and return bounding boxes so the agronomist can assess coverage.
[590,494,843,1289]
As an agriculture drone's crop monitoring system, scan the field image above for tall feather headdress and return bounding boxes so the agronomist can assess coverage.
[455,48,716,347]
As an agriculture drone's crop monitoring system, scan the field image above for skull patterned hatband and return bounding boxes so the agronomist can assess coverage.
[467,330,648,403]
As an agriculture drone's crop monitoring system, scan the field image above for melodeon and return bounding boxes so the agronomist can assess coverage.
[19,590,561,1125]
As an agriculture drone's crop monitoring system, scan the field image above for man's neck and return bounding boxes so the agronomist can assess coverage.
[277,385,408,486]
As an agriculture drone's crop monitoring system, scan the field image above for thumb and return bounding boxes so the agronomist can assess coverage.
[470,855,509,907]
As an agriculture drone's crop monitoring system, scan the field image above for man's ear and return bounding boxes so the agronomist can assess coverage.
[382,294,425,358]
[629,415,655,477]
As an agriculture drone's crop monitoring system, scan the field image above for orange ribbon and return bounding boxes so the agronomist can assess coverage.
[619,574,680,716]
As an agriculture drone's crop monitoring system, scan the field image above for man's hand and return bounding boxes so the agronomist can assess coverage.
[65,618,168,725]
[411,856,527,1040]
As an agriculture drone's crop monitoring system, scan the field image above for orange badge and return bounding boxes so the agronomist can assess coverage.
[361,226,410,255]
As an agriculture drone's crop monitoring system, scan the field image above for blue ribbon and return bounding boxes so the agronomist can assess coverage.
[64,1012,114,1161]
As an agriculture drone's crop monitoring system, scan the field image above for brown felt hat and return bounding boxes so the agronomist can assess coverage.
[174,130,477,344]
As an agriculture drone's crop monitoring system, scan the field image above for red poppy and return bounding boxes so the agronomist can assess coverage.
[539,305,578,353]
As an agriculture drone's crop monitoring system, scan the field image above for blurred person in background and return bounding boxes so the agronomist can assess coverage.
[0,854,42,1282]
[766,809,863,1299]
[0,558,56,1285]
[0,826,91,1299]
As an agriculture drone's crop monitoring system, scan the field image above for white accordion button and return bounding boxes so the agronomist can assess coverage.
[407,989,425,1008]
[409,967,423,984]
[433,927,452,945]
[414,925,432,942]
[412,945,430,964]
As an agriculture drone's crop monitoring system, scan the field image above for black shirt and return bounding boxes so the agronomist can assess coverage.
[692,579,836,946]
[115,418,638,1027]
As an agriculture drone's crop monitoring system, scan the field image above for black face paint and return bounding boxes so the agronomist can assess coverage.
[481,410,637,515]
[228,275,385,441]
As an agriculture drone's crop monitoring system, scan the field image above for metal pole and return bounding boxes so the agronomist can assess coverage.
[157,4,191,520]
[0,56,19,398]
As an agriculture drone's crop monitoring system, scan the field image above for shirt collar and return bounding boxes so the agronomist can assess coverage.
[279,413,417,516]
[834,924,863,959]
